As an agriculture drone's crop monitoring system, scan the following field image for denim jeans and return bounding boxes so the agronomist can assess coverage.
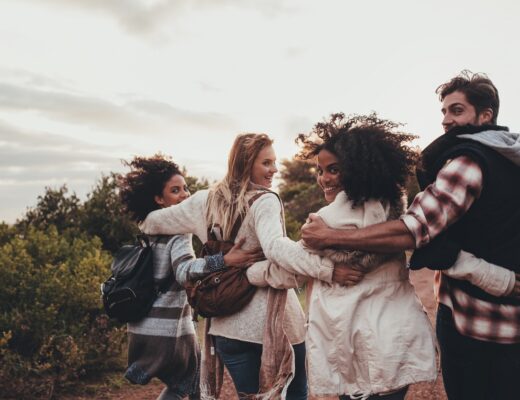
[436,303,520,400]
[214,336,308,400]
[338,387,407,400]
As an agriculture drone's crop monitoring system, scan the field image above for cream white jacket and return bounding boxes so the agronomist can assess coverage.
[248,192,438,398]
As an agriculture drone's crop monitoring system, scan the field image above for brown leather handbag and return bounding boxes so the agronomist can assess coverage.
[184,191,270,319]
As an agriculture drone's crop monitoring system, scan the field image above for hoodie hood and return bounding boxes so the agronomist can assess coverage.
[458,129,520,166]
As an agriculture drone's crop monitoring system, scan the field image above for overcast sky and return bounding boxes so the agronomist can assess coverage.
[1,0,520,223]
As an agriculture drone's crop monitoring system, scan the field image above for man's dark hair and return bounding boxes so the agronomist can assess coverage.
[436,70,500,124]
[119,154,182,223]
[296,113,419,206]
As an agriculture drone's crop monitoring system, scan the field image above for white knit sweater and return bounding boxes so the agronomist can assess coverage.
[140,189,334,344]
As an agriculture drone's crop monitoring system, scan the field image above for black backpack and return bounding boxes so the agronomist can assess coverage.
[101,235,170,323]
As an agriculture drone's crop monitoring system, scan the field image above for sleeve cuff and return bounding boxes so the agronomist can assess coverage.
[504,270,516,296]
[205,252,226,273]
[400,214,425,248]
[245,261,270,287]
[317,257,335,283]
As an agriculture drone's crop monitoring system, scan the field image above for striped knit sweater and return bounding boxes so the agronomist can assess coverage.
[125,233,223,396]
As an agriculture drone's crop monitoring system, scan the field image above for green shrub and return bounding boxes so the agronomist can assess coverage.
[0,168,212,398]
[0,225,126,399]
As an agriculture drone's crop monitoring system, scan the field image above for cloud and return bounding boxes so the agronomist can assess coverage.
[21,0,290,36]
[0,82,141,132]
[198,81,222,93]
[127,99,234,128]
[285,47,305,58]
[19,0,185,36]
[0,67,73,91]
[0,148,115,174]
[0,81,237,135]
[0,120,125,222]
[283,115,315,140]
[0,117,231,223]
[0,119,95,150]
[0,121,121,180]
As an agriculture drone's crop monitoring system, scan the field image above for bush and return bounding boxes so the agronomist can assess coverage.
[81,174,138,253]
[0,168,211,398]
[0,225,126,399]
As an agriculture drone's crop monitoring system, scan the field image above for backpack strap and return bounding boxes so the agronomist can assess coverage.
[228,214,244,242]
[206,189,274,242]
[266,190,286,236]
[136,234,151,247]
[207,224,222,241]
[229,190,272,240]
[248,190,270,207]
[143,234,177,294]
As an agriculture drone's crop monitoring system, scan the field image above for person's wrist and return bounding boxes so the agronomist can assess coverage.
[328,229,337,246]
[323,228,337,247]
[206,252,226,272]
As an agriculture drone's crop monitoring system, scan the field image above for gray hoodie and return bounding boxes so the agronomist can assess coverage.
[459,129,520,166]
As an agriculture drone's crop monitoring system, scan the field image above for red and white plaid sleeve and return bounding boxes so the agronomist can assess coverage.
[402,155,483,248]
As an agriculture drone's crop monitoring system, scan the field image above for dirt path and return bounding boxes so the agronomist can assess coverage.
[63,269,446,400]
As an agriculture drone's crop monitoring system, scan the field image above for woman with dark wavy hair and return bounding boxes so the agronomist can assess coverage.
[119,154,261,400]
[248,114,437,399]
[300,114,436,399]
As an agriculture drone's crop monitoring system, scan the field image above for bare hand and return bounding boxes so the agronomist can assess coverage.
[301,214,332,250]
[332,263,365,287]
[511,273,520,298]
[223,238,265,268]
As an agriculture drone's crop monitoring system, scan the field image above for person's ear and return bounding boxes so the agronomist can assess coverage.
[154,195,165,207]
[478,108,493,125]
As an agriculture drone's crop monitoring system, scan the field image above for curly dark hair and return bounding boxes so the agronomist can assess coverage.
[118,154,182,223]
[436,70,499,124]
[296,113,419,206]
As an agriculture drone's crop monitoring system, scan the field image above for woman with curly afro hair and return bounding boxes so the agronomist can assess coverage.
[297,112,419,208]
[119,154,262,400]
[300,114,437,399]
[248,114,437,399]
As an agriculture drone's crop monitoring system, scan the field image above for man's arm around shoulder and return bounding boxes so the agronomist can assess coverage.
[301,214,416,253]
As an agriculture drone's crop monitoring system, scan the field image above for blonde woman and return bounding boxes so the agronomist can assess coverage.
[140,134,338,399]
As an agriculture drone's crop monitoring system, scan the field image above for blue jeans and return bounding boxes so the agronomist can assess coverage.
[339,387,407,400]
[214,336,308,400]
[436,303,520,400]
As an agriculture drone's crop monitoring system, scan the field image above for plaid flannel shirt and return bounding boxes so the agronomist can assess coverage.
[402,155,520,344]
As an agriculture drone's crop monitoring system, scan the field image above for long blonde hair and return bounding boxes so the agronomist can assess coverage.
[206,133,273,239]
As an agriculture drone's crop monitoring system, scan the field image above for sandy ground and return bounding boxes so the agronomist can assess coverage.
[63,269,446,400]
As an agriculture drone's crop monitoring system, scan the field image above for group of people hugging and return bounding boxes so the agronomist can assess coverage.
[115,71,520,400]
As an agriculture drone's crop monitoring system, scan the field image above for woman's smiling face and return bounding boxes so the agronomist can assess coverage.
[250,144,278,188]
[317,149,342,203]
[154,174,190,207]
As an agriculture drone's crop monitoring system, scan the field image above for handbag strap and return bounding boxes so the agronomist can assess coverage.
[141,234,176,294]
[136,234,150,247]
[207,189,273,242]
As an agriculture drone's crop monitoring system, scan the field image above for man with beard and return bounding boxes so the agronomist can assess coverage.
[301,71,520,400]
